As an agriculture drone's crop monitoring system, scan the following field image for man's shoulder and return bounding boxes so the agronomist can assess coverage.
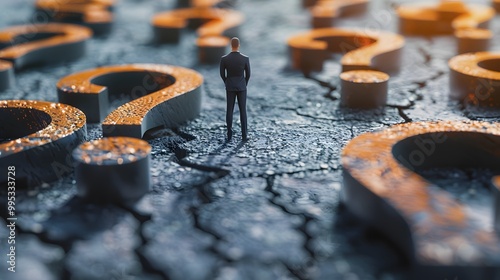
[239,53,249,59]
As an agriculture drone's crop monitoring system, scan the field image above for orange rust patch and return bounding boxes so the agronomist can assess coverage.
[0,100,86,156]
[74,137,151,165]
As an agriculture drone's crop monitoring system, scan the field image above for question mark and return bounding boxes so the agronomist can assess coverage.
[34,0,115,35]
[449,52,500,106]
[0,23,92,90]
[152,7,244,64]
[0,100,86,189]
[57,64,203,138]
[342,121,500,279]
[308,0,369,28]
[287,27,404,74]
[397,1,495,54]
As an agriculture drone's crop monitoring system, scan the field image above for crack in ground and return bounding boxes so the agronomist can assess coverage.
[261,173,345,279]
[151,128,234,278]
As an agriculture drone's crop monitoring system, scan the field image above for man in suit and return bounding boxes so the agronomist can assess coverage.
[220,37,251,141]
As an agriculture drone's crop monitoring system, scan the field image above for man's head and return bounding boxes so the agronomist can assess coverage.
[231,37,240,51]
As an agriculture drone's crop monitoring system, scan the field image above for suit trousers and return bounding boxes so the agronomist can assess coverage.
[226,90,247,137]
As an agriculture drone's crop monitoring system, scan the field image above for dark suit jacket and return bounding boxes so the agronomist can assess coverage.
[220,51,251,91]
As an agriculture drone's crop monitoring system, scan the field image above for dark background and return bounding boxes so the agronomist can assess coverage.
[0,0,499,279]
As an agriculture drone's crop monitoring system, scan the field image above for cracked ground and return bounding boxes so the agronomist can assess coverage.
[1,0,500,279]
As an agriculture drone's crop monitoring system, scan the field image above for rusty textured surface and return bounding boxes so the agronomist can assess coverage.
[342,121,500,278]
[73,137,151,165]
[73,137,151,204]
[57,64,203,138]
[0,23,92,69]
[287,28,404,74]
[35,0,114,34]
[449,52,500,106]
[0,100,86,188]
[309,0,369,28]
[2,0,500,279]
[340,70,388,109]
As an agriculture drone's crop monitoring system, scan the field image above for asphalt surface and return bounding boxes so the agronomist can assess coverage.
[0,0,499,279]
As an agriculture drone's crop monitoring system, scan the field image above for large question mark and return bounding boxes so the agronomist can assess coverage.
[0,23,92,90]
[34,0,115,35]
[306,0,369,28]
[0,100,86,189]
[449,52,500,106]
[287,27,404,74]
[57,64,203,138]
[152,7,244,64]
[397,1,495,54]
[342,121,500,279]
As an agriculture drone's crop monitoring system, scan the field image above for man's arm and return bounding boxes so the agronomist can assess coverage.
[245,57,251,85]
[220,58,226,82]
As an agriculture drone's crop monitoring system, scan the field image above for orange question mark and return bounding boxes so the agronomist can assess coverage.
[152,7,244,63]
[449,52,500,106]
[307,0,370,28]
[397,1,495,54]
[287,27,405,74]
[34,0,115,35]
[342,121,500,278]
[0,100,86,188]
[57,64,203,138]
[0,23,92,90]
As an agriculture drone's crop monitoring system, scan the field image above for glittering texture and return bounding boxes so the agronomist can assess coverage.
[73,137,151,204]
[340,70,389,84]
[287,28,404,73]
[152,7,244,38]
[0,23,92,65]
[0,100,86,156]
[0,100,86,188]
[73,137,151,165]
[57,64,203,138]
[342,121,500,268]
